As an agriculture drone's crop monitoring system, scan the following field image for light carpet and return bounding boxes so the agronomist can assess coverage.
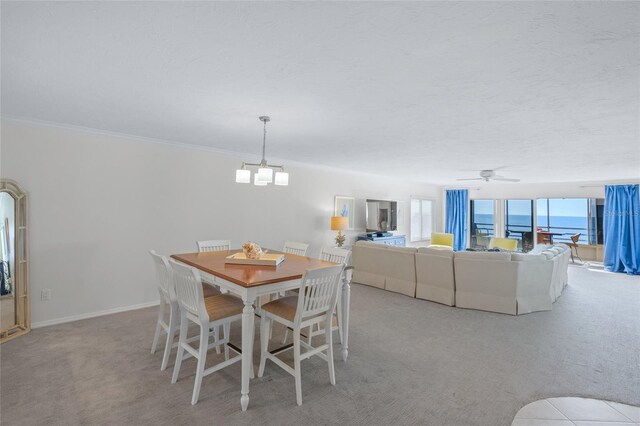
[1,266,638,425]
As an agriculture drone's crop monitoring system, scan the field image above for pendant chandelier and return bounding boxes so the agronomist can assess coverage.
[235,116,289,186]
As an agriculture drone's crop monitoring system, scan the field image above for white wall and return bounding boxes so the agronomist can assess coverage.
[0,121,440,325]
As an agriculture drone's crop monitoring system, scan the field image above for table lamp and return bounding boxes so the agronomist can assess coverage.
[331,216,349,247]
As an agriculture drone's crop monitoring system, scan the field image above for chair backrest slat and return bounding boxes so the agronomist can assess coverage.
[295,265,344,324]
[319,246,351,266]
[170,260,207,321]
[149,250,174,301]
[197,240,231,252]
[283,241,310,257]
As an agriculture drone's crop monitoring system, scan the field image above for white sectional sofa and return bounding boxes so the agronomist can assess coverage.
[351,241,571,315]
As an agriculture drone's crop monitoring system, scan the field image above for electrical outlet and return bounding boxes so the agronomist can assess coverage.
[41,289,52,301]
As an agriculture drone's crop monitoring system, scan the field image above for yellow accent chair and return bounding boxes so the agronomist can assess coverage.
[428,232,454,250]
[488,237,518,251]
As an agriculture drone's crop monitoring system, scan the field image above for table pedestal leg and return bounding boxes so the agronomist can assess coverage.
[341,278,351,362]
[240,298,255,411]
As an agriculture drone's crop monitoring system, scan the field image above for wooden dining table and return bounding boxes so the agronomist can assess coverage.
[170,249,351,412]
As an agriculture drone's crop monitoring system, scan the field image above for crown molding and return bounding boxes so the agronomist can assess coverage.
[1,114,437,186]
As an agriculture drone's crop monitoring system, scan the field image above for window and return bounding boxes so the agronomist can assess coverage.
[410,199,434,242]
[505,199,534,252]
[470,200,494,248]
[536,198,598,245]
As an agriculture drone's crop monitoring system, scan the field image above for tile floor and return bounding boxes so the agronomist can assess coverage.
[512,398,640,426]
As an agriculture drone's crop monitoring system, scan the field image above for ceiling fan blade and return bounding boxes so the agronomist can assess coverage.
[493,177,520,182]
[456,178,483,181]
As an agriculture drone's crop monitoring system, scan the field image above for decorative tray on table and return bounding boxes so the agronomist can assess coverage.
[224,252,285,266]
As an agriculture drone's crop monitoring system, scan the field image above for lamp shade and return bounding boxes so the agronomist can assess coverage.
[331,216,349,231]
[235,169,250,183]
[257,167,273,183]
[274,171,289,186]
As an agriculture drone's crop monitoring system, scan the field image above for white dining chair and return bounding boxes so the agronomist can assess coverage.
[282,246,351,344]
[150,250,223,371]
[258,264,345,406]
[266,241,309,334]
[149,250,179,371]
[196,239,230,349]
[282,241,310,257]
[196,239,231,252]
[169,259,245,405]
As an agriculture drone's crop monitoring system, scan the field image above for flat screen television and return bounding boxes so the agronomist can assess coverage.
[366,199,397,232]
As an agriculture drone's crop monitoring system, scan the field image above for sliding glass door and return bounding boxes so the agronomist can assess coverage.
[505,199,533,252]
[536,198,591,245]
[470,200,494,248]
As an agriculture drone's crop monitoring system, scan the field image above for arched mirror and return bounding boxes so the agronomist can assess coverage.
[0,179,29,343]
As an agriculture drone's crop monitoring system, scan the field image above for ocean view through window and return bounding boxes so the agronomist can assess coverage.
[505,200,534,251]
[537,198,591,244]
[469,197,605,249]
[470,200,494,248]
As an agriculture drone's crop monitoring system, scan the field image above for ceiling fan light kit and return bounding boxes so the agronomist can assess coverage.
[456,169,521,183]
[235,116,289,186]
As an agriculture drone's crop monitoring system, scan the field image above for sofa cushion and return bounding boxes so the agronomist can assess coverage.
[454,251,512,261]
[529,244,551,254]
[418,247,455,258]
[427,244,454,251]
[387,246,417,254]
[511,253,548,262]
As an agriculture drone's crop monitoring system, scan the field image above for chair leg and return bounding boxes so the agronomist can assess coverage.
[282,328,289,344]
[171,313,189,384]
[191,325,209,405]
[151,298,165,354]
[161,304,177,371]
[214,325,222,355]
[307,325,313,345]
[293,328,303,406]
[325,318,336,386]
[258,314,269,378]
[574,247,582,262]
[336,294,343,345]
[223,322,230,361]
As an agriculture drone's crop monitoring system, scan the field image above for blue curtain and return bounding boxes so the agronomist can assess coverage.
[445,189,468,251]
[604,184,640,275]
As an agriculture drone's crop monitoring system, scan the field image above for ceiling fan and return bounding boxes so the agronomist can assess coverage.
[456,169,520,182]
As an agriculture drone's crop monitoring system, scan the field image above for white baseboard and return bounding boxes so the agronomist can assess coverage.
[31,300,160,329]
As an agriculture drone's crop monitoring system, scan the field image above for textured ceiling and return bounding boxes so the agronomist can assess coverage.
[2,1,639,184]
